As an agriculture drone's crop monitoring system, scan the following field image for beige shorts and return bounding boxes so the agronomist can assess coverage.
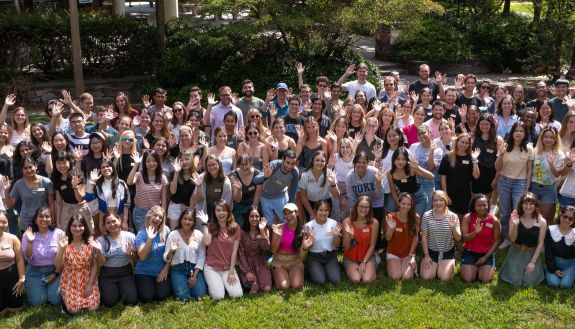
[271,253,303,270]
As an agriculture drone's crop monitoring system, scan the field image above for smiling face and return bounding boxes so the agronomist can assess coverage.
[90,137,103,153]
[248,209,260,227]
[413,108,426,124]
[541,130,556,149]
[432,195,446,211]
[0,125,9,142]
[512,125,526,143]
[52,134,67,152]
[70,219,85,238]
[35,209,52,229]
[152,115,165,131]
[148,209,164,228]
[206,158,219,176]
[357,199,371,217]
[22,163,37,178]
[13,109,27,125]
[145,154,158,171]
[387,129,400,147]
[312,153,326,170]
[104,215,121,234]
[115,95,127,110]
[315,203,330,220]
[31,126,44,140]
[354,157,368,174]
[398,196,412,215]
[153,140,167,156]
[56,158,70,175]
[100,162,113,179]
[0,214,7,233]
[394,153,407,169]
[474,197,489,217]
[215,204,229,222]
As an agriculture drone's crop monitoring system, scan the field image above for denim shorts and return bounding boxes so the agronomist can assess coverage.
[529,182,558,204]
[461,249,495,267]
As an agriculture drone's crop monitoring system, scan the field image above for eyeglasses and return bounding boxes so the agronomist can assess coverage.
[247,131,259,136]
[367,124,378,128]
[173,108,184,113]
[121,137,134,142]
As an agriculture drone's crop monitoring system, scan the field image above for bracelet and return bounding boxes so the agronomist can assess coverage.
[330,184,336,187]
[18,277,25,283]
[361,260,368,264]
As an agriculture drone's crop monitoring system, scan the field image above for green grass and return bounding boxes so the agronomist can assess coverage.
[509,2,534,16]
[1,256,574,329]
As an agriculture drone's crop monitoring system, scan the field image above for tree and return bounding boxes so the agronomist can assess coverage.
[502,0,511,16]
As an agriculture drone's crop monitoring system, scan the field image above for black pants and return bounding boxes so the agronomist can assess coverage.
[135,274,171,302]
[98,273,138,307]
[0,265,23,310]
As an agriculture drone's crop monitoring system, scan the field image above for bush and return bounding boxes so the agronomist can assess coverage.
[154,19,381,103]
[0,10,158,80]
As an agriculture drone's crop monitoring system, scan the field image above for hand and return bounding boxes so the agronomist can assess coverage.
[207,93,217,106]
[229,174,242,190]
[2,147,13,160]
[111,144,120,159]
[459,104,468,119]
[142,137,150,150]
[58,236,68,249]
[331,223,342,237]
[434,71,446,84]
[146,226,157,240]
[141,95,151,108]
[327,169,337,185]
[156,266,169,282]
[258,217,267,231]
[25,227,35,242]
[372,99,383,113]
[354,130,365,145]
[236,125,245,142]
[327,153,336,169]
[89,169,101,184]
[296,62,305,75]
[90,239,102,252]
[1,175,10,192]
[471,147,480,160]
[372,144,383,160]
[12,280,25,297]
[554,270,565,278]
[409,155,419,170]
[510,210,520,226]
[475,256,487,267]
[302,228,315,249]
[473,220,483,234]
[60,90,74,106]
[272,224,283,236]
[126,243,133,257]
[345,64,356,76]
[246,272,256,282]
[82,283,93,298]
[173,158,182,173]
[197,210,209,224]
[386,214,396,231]
[102,149,113,162]
[269,103,277,118]
[295,125,304,140]
[409,91,419,104]
[448,215,458,229]
[132,153,143,165]
[326,130,337,142]
[265,88,276,103]
[547,151,557,166]
[498,142,508,156]
[422,255,432,270]
[343,222,354,237]
[227,271,238,285]
[490,178,498,190]
[72,145,83,162]
[375,166,385,183]
[188,275,197,288]
[263,162,273,178]
[3,94,16,107]
[191,172,202,186]
[286,87,294,99]
[525,261,535,275]
[358,261,366,275]
[170,237,179,252]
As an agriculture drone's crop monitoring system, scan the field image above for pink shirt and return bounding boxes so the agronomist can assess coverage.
[133,172,168,208]
[278,224,297,254]
[403,124,420,147]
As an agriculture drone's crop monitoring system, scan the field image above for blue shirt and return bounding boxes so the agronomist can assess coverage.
[134,226,170,276]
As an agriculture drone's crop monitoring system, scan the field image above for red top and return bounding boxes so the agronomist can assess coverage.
[387,213,415,258]
[463,213,495,254]
[205,226,241,271]
[344,221,372,262]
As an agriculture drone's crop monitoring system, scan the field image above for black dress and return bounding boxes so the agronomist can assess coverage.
[438,153,474,214]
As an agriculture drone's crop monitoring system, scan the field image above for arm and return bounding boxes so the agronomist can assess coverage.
[228,239,240,274]
[460,214,473,242]
[387,172,399,206]
[451,214,462,241]
[525,156,532,191]
[161,184,169,214]
[55,192,63,228]
[270,225,282,254]
[170,171,179,195]
[529,219,547,265]
[127,164,139,185]
[485,218,502,258]
[299,188,315,220]
[13,237,26,289]
[414,166,434,180]
[48,193,55,221]
[252,184,263,208]
[363,220,379,261]
[472,161,480,179]
[287,168,299,203]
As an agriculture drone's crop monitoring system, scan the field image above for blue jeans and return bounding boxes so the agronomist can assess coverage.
[170,262,207,301]
[497,176,527,238]
[546,257,575,288]
[133,207,150,232]
[25,265,61,306]
[417,176,434,212]
[260,194,288,225]
[559,194,575,207]
[413,189,429,219]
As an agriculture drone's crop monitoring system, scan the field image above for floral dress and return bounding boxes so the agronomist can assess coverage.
[60,243,100,312]
[238,230,272,292]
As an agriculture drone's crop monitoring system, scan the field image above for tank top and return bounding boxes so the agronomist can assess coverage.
[387,213,415,258]
[515,220,541,248]
[278,224,297,254]
[277,148,288,160]
[463,213,495,253]
[392,174,420,194]
[0,234,16,270]
[343,221,372,262]
[250,156,263,171]
[299,144,322,169]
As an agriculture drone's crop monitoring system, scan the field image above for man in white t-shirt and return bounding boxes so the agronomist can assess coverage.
[336,63,377,100]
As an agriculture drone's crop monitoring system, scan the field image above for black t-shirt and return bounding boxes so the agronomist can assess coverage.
[409,79,440,102]
[169,173,196,206]
[455,93,482,108]
[284,114,305,143]
[443,106,461,126]
[116,154,135,183]
[304,112,331,138]
[53,176,82,204]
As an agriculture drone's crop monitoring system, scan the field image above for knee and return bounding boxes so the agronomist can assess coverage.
[228,288,243,298]
[461,273,475,283]
[291,279,304,290]
[388,272,401,281]
[275,280,290,290]
[347,274,361,284]
[27,293,45,307]
[47,291,61,305]
[310,273,326,285]
[559,280,574,289]
[210,290,225,300]
[262,285,272,292]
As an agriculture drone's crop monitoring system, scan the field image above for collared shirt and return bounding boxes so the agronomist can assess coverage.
[210,103,244,138]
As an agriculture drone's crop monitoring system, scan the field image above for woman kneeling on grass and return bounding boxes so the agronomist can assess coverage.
[384,192,419,281]
[545,205,575,288]
[342,196,379,284]
[460,194,501,283]
[237,207,272,293]
[500,192,546,287]
[420,190,461,281]
[270,203,307,290]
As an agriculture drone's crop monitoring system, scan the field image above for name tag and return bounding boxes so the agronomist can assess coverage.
[349,128,355,132]
[401,179,407,183]
[60,185,67,190]
[520,156,529,160]
[450,114,456,118]
[110,247,119,253]
[256,235,262,239]
[485,223,493,228]
[36,187,45,192]
[362,228,369,233]
[486,149,494,153]
[157,242,165,247]
[1,245,10,250]
[395,227,403,233]
[227,141,234,145]
[462,160,470,164]
[248,186,255,191]
[275,180,283,186]
[214,189,222,193]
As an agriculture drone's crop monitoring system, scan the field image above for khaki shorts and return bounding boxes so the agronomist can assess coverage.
[271,253,303,270]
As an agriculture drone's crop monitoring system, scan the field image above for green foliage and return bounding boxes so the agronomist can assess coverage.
[154,19,381,103]
[0,10,158,79]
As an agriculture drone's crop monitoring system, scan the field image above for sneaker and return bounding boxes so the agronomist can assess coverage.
[498,240,511,250]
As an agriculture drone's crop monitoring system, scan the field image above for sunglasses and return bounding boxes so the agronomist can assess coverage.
[250,115,261,119]
[247,131,259,136]
[174,108,184,113]
[121,137,134,142]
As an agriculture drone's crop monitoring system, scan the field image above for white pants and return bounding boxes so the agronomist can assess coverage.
[203,265,243,300]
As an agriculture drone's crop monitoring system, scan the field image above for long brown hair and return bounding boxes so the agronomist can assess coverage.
[350,196,374,224]
[517,192,541,222]
[209,200,237,237]
[397,192,418,236]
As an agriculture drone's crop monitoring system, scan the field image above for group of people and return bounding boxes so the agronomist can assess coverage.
[0,61,575,317]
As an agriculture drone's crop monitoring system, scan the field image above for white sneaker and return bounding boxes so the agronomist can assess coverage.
[498,240,511,250]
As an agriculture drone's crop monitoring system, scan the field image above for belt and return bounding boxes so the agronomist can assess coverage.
[511,243,535,252]
[309,250,336,256]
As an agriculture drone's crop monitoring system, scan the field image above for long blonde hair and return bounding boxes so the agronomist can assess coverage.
[144,205,168,242]
[534,126,562,155]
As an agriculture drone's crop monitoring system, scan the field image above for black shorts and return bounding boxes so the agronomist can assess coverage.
[428,247,456,263]
[0,265,24,310]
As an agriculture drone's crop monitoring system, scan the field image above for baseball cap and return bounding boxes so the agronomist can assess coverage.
[276,82,288,90]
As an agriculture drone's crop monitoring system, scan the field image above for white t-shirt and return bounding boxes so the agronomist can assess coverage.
[305,218,339,253]
[343,80,377,100]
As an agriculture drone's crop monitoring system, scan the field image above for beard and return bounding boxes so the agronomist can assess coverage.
[243,90,253,97]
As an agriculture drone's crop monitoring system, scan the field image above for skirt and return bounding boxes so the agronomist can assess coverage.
[500,245,544,287]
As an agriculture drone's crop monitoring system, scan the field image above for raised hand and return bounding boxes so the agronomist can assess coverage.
[448,215,458,229]
[386,214,396,231]
[372,144,383,160]
[4,94,16,107]
[471,147,481,160]
[73,145,84,162]
[131,153,143,165]
[146,226,157,240]
[141,95,151,108]
[111,144,120,159]
[327,169,337,185]
[265,88,276,103]
[173,158,182,173]
[409,91,419,104]
[345,64,356,76]
[71,172,81,189]
[207,93,217,106]
[25,227,35,242]
[354,130,365,144]
[510,210,520,226]
[434,71,445,84]
[258,217,267,231]
[60,90,73,106]
[498,142,508,156]
[343,221,354,237]
[263,162,273,178]
[460,104,468,119]
[58,236,68,249]
[269,103,277,118]
[296,62,305,76]
[272,224,283,236]
[197,210,209,224]
[229,174,243,190]
[191,172,202,186]
[331,223,342,237]
[90,239,102,252]
[236,125,245,142]
[170,237,179,252]
[302,227,315,249]
[88,169,101,184]
[547,151,557,166]
[327,153,336,169]
[409,155,419,170]
[296,125,304,140]
[142,137,150,150]
[375,166,385,183]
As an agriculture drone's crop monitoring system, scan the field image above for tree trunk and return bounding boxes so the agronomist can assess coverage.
[502,0,511,16]
[374,24,392,61]
[566,43,575,80]
[532,0,541,24]
[156,0,166,55]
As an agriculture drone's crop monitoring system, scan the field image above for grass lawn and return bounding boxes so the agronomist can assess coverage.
[1,251,574,329]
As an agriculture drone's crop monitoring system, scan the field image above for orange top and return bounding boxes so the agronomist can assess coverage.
[387,213,415,258]
[344,221,372,262]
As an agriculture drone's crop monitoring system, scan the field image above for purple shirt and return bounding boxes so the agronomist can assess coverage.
[209,103,244,139]
[21,228,65,267]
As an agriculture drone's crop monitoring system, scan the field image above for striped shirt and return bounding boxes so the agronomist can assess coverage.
[298,170,334,202]
[133,171,168,208]
[421,209,459,253]
[67,132,90,156]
